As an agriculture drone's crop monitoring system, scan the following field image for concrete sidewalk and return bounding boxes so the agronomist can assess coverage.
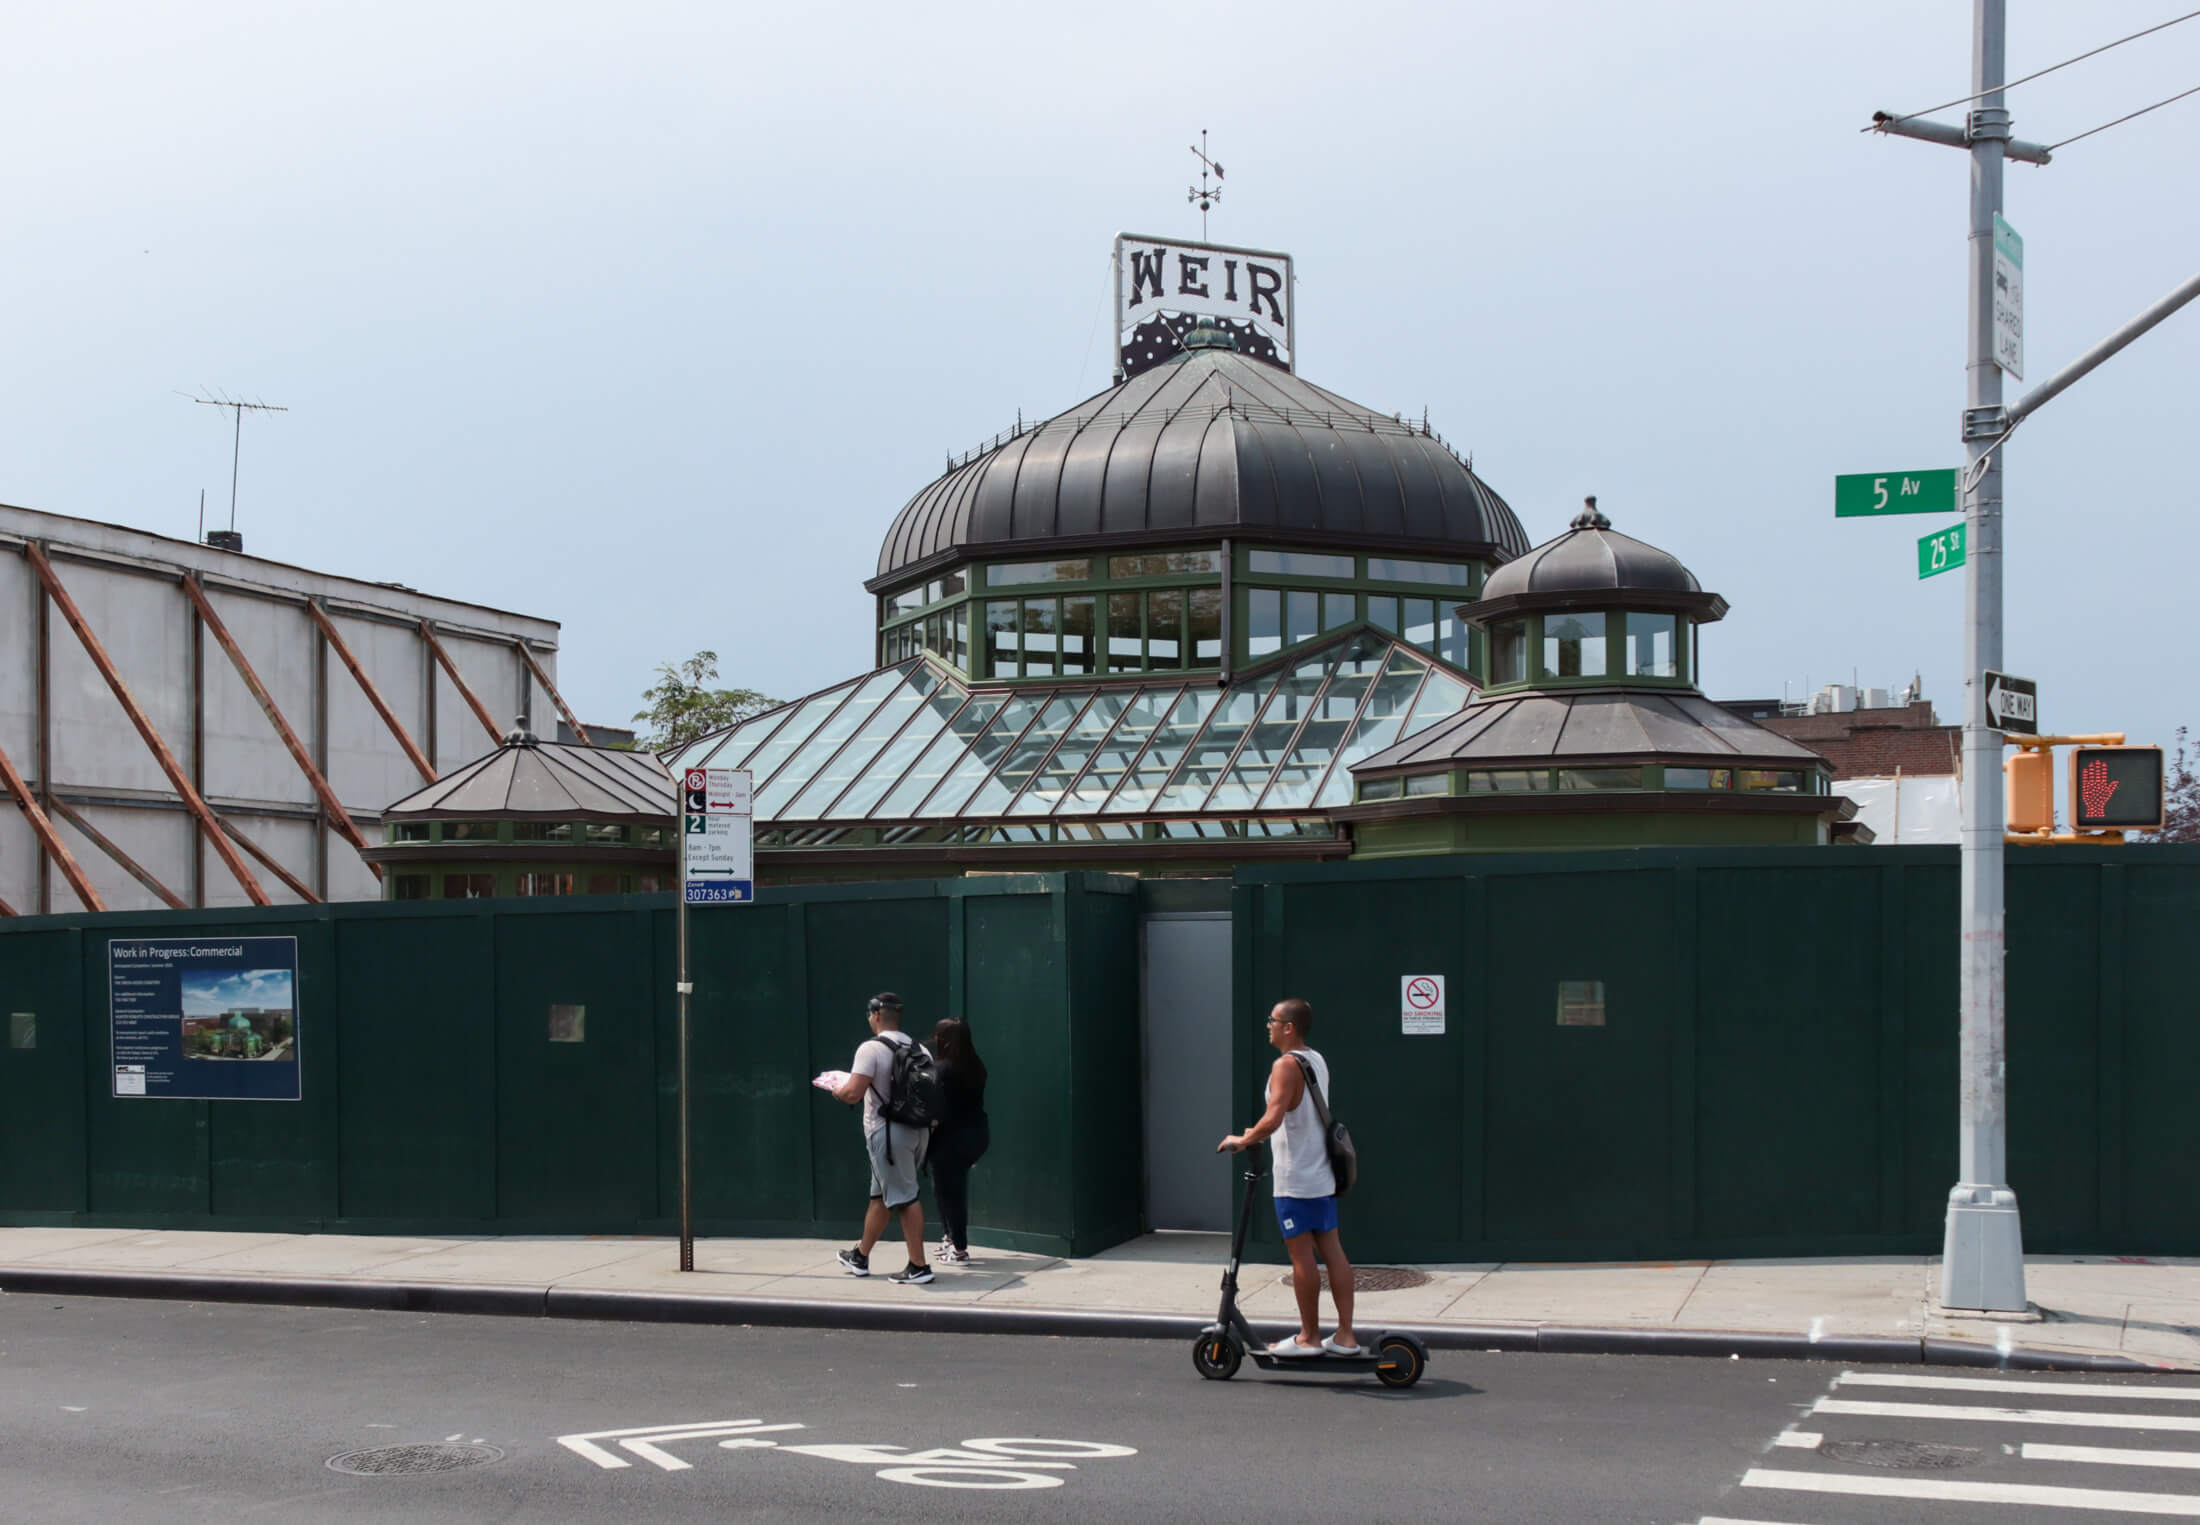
[2,1226,2195,1373]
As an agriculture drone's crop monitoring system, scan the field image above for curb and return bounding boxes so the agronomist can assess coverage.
[2,1265,2186,1375]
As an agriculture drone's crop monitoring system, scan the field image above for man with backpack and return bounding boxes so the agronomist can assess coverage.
[830,992,940,1285]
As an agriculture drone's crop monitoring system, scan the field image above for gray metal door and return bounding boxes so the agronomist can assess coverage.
[1140,912,1234,1231]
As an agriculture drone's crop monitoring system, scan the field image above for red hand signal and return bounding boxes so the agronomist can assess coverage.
[2080,758,2119,818]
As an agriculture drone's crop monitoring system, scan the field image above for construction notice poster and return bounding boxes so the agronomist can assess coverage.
[109,936,301,1101]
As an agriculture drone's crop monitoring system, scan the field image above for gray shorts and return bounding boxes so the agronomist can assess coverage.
[866,1122,928,1209]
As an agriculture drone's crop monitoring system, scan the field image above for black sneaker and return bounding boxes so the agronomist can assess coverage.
[836,1247,869,1277]
[888,1262,935,1285]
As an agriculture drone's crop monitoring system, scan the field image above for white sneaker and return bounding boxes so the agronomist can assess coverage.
[1270,1335,1324,1358]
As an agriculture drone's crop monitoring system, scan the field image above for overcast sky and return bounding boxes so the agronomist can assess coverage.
[5,2,2195,756]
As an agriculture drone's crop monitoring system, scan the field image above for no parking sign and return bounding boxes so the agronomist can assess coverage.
[1400,974,1445,1036]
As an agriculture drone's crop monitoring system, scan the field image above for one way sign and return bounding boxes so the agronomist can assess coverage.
[1984,670,2038,735]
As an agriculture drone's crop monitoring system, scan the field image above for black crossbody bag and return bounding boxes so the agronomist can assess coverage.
[1288,1052,1358,1198]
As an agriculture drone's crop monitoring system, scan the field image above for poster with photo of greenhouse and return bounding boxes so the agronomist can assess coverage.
[108,936,300,1101]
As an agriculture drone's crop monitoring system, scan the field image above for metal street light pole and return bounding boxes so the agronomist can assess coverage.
[1943,0,2026,1313]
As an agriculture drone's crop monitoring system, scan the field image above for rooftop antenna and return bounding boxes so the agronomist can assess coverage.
[1187,129,1223,239]
[180,390,288,539]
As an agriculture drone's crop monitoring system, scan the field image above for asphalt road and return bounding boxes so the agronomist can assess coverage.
[5,1294,2200,1523]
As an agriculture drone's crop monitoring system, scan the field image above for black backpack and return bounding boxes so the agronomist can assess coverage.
[1289,1052,1358,1197]
[879,1032,946,1130]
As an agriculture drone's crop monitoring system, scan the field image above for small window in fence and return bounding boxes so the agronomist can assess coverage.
[8,1012,33,1049]
[548,1004,586,1043]
[1556,980,1606,1027]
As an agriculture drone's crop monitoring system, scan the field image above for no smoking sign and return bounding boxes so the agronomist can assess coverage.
[1400,975,1445,1036]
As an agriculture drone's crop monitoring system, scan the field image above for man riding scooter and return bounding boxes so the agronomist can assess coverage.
[1218,997,1356,1359]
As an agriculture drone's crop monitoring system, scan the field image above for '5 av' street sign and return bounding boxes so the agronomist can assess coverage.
[1836,469,1958,518]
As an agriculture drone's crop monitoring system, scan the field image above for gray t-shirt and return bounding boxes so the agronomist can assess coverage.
[851,1030,911,1135]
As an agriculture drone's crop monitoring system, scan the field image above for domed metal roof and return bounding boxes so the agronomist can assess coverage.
[873,345,1530,588]
[1472,498,1728,623]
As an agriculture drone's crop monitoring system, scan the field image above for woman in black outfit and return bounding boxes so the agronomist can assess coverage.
[928,1018,990,1264]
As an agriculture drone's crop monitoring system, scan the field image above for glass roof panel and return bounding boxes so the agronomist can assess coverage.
[916,691,1051,817]
[1402,669,1473,738]
[1205,641,1356,811]
[702,704,797,772]
[726,677,864,794]
[1104,688,1223,812]
[781,666,946,820]
[960,691,1094,817]
[1255,634,1391,809]
[828,681,972,820]
[1008,690,1132,816]
[872,695,1005,819]
[753,665,912,818]
[1150,673,1279,812]
[1055,685,1185,815]
[1313,649,1437,807]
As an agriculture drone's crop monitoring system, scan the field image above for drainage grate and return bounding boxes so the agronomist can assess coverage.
[1820,1438,1983,1471]
[1318,1266,1431,1293]
[326,1443,504,1477]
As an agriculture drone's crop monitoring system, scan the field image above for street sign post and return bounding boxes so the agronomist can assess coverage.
[1993,213,2024,380]
[1984,670,2037,735]
[1834,469,1959,518]
[1918,522,1967,579]
[676,766,753,1273]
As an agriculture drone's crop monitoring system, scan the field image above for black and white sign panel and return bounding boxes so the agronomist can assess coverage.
[1114,234,1293,380]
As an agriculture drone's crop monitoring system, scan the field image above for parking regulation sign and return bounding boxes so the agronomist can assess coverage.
[1400,974,1445,1036]
[681,767,753,904]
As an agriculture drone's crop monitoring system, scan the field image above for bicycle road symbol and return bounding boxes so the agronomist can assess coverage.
[1405,978,1440,1010]
[555,1419,1135,1491]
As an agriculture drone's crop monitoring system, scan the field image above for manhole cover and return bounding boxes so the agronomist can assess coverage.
[1820,1438,1982,1471]
[1318,1266,1431,1293]
[326,1443,504,1477]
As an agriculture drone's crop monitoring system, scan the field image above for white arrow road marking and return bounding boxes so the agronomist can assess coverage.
[556,1419,805,1470]
[1812,1398,2200,1432]
[1838,1371,2200,1402]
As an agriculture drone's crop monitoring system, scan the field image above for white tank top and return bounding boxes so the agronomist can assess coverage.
[1267,1047,1336,1200]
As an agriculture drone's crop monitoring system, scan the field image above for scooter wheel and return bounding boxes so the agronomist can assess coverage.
[1192,1333,1243,1381]
[1375,1333,1427,1388]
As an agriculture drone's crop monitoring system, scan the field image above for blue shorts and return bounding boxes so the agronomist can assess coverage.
[1274,1194,1338,1240]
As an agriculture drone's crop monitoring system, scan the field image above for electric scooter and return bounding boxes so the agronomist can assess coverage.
[1192,1165,1429,1387]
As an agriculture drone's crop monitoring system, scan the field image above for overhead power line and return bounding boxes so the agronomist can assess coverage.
[2048,79,2200,149]
[1878,6,2200,124]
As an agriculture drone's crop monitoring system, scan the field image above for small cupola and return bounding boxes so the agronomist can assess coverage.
[1468,498,1730,691]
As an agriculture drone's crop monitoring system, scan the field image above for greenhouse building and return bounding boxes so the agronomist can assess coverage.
[672,324,1530,881]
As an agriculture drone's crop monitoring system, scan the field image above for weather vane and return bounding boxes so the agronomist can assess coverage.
[1187,129,1223,239]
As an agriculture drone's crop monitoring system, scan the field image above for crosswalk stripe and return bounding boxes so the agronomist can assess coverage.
[1773,1430,1823,1448]
[2027,1442,2200,1470]
[1814,1398,2200,1432]
[1742,1466,2200,1514]
[1700,1517,1812,1524]
[1840,1371,2200,1402]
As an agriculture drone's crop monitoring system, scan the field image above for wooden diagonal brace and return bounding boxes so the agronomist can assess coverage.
[514,641,591,746]
[0,736,105,911]
[217,816,322,904]
[24,541,270,905]
[0,891,17,917]
[184,577,381,882]
[47,797,188,909]
[420,620,504,744]
[308,600,436,785]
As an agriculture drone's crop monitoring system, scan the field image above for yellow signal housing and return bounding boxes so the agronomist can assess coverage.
[2004,747,2054,833]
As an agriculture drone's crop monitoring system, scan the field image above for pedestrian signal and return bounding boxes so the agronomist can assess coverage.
[2069,746,2164,832]
[2004,748,2052,833]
